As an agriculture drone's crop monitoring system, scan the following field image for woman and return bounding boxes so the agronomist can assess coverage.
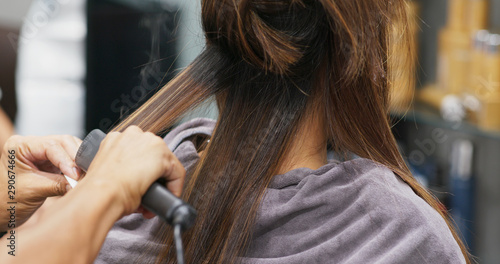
[97,0,470,263]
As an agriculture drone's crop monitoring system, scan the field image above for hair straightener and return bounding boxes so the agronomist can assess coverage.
[74,129,196,264]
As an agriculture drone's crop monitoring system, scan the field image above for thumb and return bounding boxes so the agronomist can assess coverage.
[43,180,70,198]
[26,171,71,199]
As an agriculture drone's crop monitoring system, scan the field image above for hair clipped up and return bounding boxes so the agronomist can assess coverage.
[203,0,316,74]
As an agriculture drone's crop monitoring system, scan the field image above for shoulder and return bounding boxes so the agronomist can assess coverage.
[246,158,465,263]
[338,159,465,263]
[163,117,216,150]
[97,119,216,262]
[162,118,216,169]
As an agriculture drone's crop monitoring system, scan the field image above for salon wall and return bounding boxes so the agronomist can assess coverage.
[168,0,218,122]
[167,0,204,68]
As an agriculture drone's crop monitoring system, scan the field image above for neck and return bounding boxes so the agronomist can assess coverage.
[199,104,328,175]
[277,110,328,174]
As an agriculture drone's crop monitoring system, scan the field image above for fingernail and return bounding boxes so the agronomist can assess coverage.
[73,167,79,179]
[66,184,72,192]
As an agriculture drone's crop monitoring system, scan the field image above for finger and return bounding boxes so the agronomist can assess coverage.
[72,136,83,146]
[57,136,83,179]
[124,126,143,134]
[57,135,81,162]
[42,142,79,180]
[99,131,120,150]
[19,138,77,179]
[137,206,156,219]
[33,160,61,174]
[25,171,71,199]
[164,156,186,197]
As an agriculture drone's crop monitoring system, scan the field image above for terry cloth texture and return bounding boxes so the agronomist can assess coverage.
[95,118,465,264]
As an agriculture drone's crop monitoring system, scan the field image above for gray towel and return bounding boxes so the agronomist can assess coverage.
[95,118,465,264]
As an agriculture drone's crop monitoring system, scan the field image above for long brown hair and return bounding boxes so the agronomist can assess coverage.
[114,0,471,263]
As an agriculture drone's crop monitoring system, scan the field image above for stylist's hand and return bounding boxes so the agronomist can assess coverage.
[0,135,82,231]
[83,126,185,216]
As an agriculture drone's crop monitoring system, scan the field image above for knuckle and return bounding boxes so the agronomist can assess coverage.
[107,131,120,138]
[125,125,143,134]
[8,134,22,143]
[106,131,120,139]
[62,135,74,142]
[164,159,174,175]
[108,131,120,135]
[152,136,165,146]
[144,131,156,138]
[4,135,22,151]
[169,155,183,170]
[53,182,66,195]
[42,140,59,152]
[73,136,83,143]
[104,132,120,143]
[45,139,58,147]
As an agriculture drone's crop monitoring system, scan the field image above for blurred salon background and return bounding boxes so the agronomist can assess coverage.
[0,0,499,263]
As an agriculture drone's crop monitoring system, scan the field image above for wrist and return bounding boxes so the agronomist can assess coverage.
[12,172,132,263]
[76,175,128,218]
